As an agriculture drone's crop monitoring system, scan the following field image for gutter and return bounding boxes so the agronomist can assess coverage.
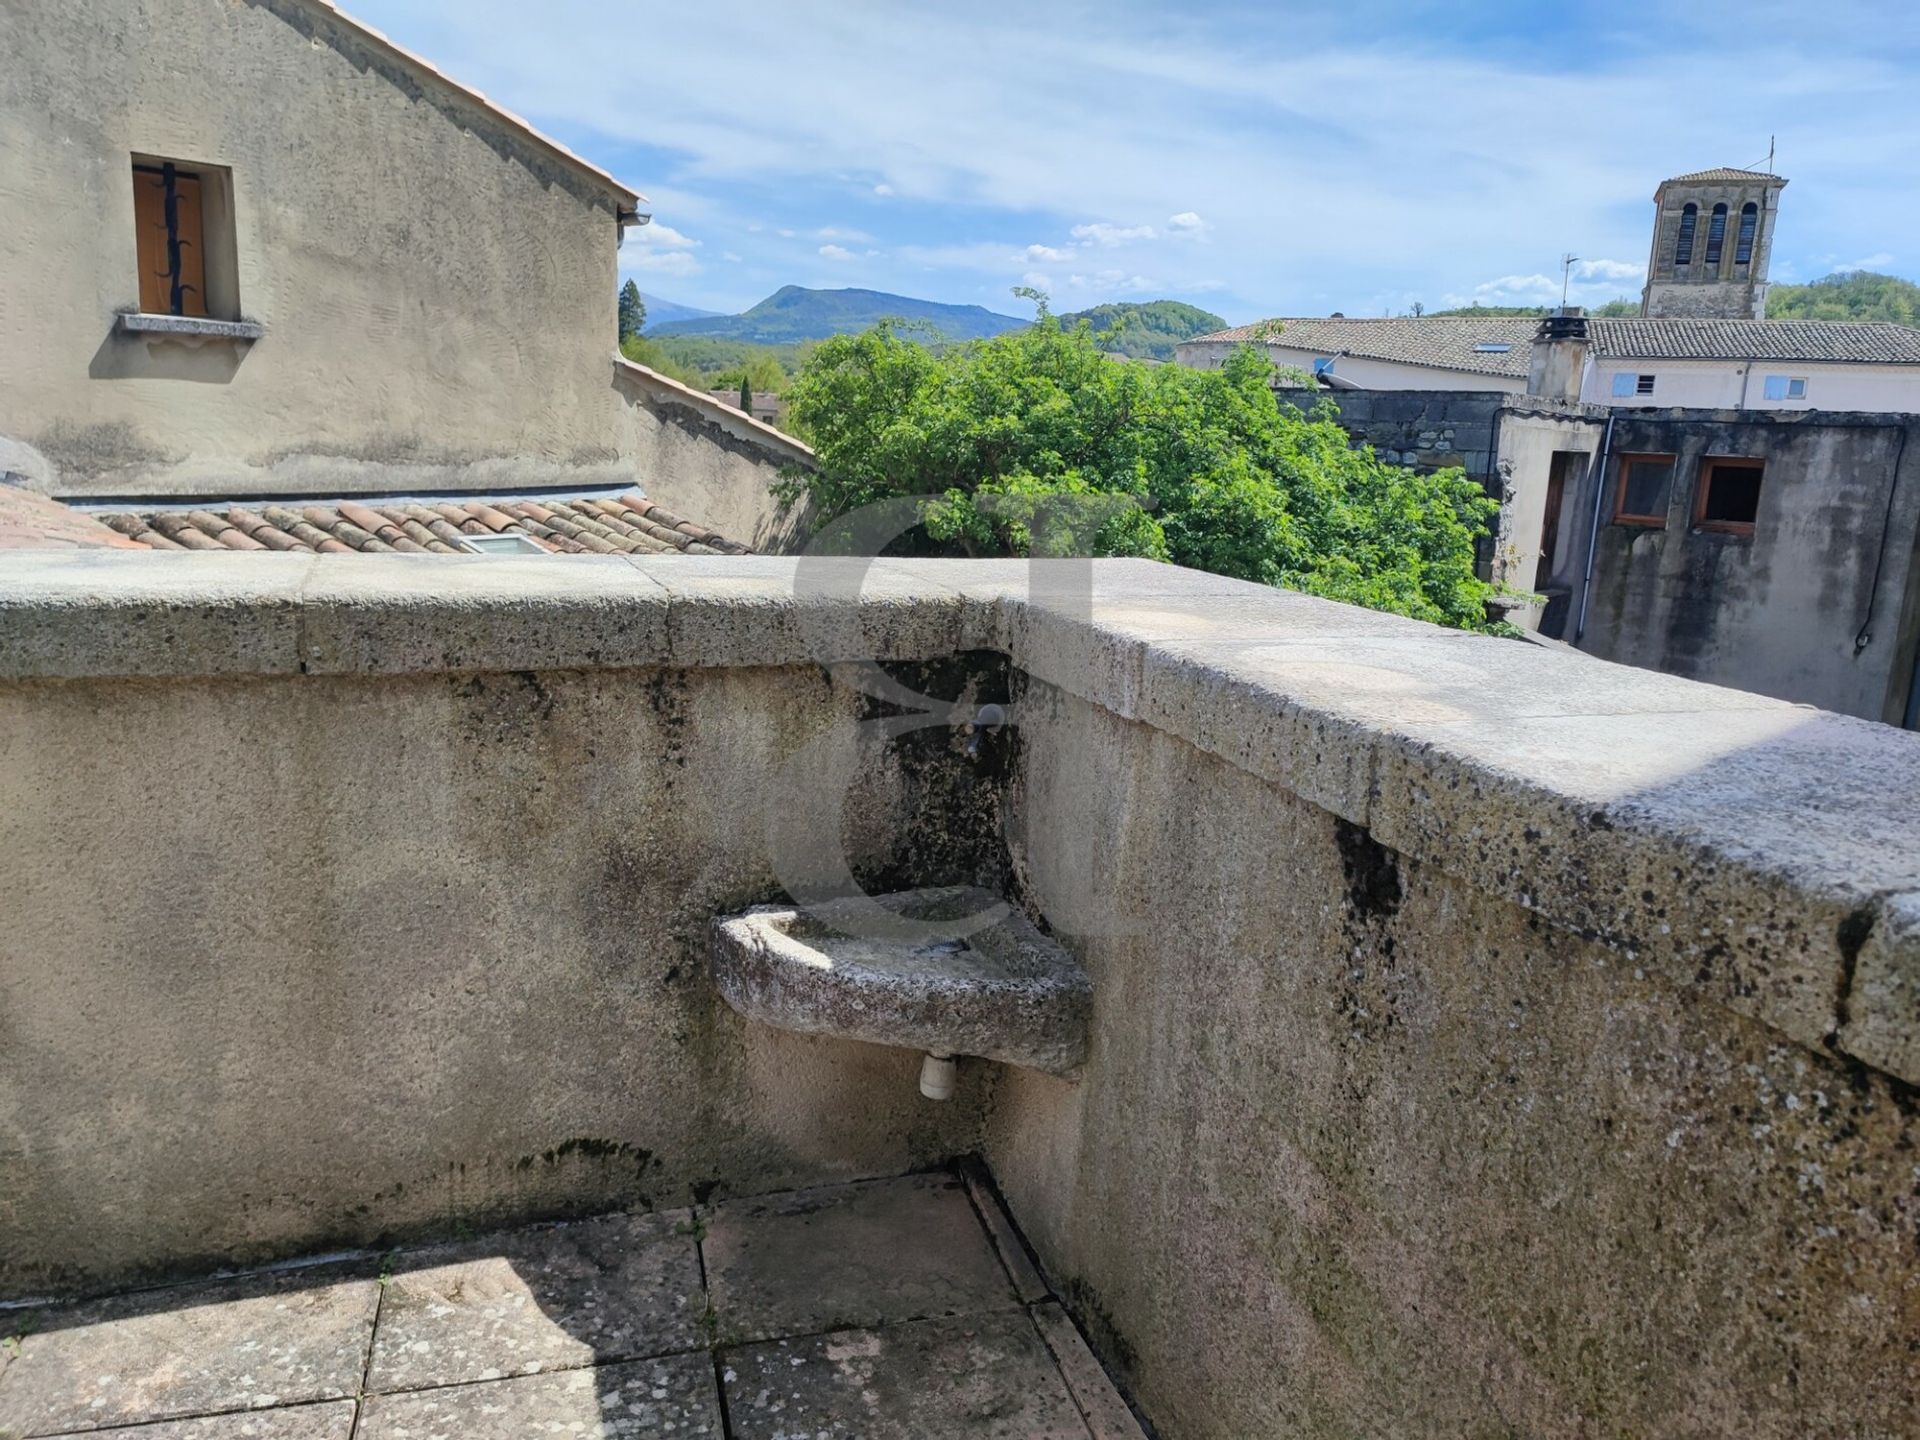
[1574,412,1617,644]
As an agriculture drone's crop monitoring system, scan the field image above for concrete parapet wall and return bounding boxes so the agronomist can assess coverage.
[1,554,1915,1434]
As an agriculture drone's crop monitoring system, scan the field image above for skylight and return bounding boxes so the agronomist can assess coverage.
[1472,341,1513,354]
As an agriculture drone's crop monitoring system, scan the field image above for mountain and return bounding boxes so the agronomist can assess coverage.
[650,286,1028,343]
[639,292,721,329]
[1765,271,1920,326]
[1057,300,1227,360]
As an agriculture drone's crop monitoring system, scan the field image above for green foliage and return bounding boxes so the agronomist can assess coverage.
[783,309,1500,631]
[739,373,753,411]
[1429,297,1640,317]
[1054,300,1228,360]
[1427,304,1549,317]
[652,285,1026,343]
[640,336,813,393]
[619,333,704,387]
[1766,271,1920,326]
[618,280,646,343]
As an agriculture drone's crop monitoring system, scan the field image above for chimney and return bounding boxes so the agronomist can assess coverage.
[1528,308,1588,402]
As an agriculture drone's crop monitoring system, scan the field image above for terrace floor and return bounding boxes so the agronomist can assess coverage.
[0,1169,1142,1439]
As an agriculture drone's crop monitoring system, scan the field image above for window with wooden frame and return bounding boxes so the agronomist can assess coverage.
[132,157,238,319]
[1694,457,1764,535]
[1613,453,1675,527]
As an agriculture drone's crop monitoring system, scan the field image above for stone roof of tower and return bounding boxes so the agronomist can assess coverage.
[1659,168,1788,186]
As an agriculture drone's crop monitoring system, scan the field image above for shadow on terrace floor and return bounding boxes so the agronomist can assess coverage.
[0,1165,1139,1439]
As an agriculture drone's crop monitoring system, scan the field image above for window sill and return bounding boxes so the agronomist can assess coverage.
[117,313,263,342]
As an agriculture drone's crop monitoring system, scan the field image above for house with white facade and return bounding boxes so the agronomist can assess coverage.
[1177,314,1920,413]
[1177,168,1920,415]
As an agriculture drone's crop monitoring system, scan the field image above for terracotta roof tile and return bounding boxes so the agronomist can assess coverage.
[1660,167,1787,186]
[1184,316,1540,378]
[1187,314,1920,376]
[84,491,753,557]
[0,485,149,550]
[1588,318,1920,364]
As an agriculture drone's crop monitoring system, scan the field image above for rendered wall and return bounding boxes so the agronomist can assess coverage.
[1582,358,1920,412]
[0,0,806,542]
[990,679,1917,1437]
[1,555,1915,1439]
[0,559,1011,1293]
[1554,411,1920,724]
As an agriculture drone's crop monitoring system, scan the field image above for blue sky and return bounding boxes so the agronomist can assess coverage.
[349,0,1920,323]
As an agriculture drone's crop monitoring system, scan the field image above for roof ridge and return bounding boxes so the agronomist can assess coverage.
[294,0,642,205]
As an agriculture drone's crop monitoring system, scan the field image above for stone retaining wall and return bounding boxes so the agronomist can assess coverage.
[2,554,1914,1435]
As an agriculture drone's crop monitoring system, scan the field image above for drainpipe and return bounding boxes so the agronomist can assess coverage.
[1574,412,1617,644]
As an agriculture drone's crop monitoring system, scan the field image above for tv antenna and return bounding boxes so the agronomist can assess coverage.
[1560,253,1579,310]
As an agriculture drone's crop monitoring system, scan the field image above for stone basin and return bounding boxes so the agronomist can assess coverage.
[710,886,1090,1075]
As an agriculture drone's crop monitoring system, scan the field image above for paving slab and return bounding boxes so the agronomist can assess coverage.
[366,1211,703,1394]
[0,1264,378,1436]
[357,1352,722,1438]
[52,1401,357,1439]
[703,1174,1018,1344]
[723,1311,1090,1439]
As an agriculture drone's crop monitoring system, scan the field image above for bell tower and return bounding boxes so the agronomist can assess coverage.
[1639,168,1787,320]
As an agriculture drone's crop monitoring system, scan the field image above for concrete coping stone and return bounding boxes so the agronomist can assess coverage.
[1,551,1915,1084]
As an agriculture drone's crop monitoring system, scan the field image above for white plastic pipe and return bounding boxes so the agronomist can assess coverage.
[919,1052,957,1102]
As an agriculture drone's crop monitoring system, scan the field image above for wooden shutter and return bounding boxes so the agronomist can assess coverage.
[131,165,208,317]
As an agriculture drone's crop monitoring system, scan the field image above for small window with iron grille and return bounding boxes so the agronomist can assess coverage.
[132,156,239,319]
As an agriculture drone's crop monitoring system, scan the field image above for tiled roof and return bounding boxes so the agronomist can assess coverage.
[1188,314,1920,374]
[1660,168,1786,185]
[1184,317,1540,378]
[1589,319,1920,364]
[0,484,148,551]
[87,493,751,555]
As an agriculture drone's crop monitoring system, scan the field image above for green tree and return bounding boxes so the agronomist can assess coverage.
[782,302,1500,631]
[619,333,702,387]
[739,373,754,412]
[618,280,647,344]
[1765,271,1919,326]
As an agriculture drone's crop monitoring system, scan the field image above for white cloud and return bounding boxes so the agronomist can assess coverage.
[631,221,699,250]
[361,0,1920,314]
[1071,221,1158,247]
[1442,257,1645,309]
[1167,211,1211,238]
[620,221,703,278]
[818,225,874,242]
[722,250,744,262]
[819,243,857,261]
[1574,257,1643,281]
[1024,243,1073,263]
[620,248,702,279]
[1838,251,1896,271]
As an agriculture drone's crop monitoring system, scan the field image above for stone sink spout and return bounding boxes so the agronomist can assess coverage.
[710,886,1091,1098]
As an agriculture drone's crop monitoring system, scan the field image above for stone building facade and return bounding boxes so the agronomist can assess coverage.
[0,0,809,548]
[1638,167,1787,320]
